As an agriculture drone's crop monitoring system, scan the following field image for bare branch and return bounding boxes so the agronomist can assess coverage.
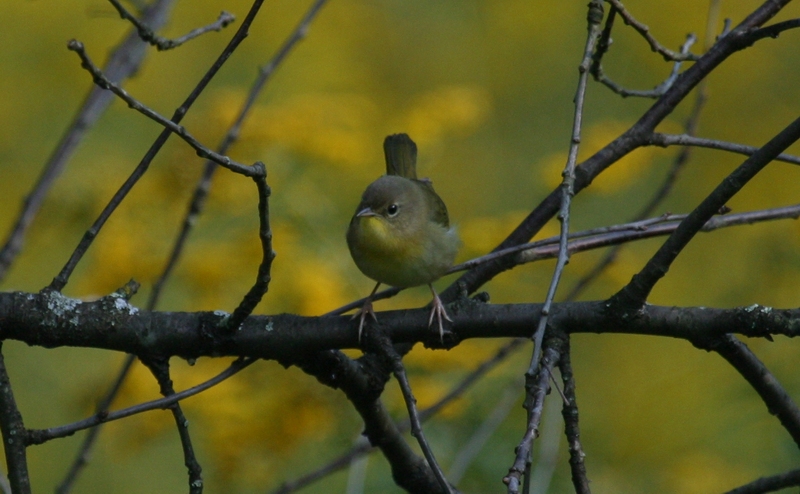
[558,339,590,494]
[439,0,793,304]
[140,357,203,493]
[271,339,525,493]
[742,18,800,45]
[528,0,604,379]
[290,349,445,493]
[27,358,255,445]
[66,41,259,178]
[225,169,275,332]
[108,0,235,50]
[604,0,700,61]
[0,344,31,494]
[594,33,697,98]
[648,133,800,166]
[505,340,562,493]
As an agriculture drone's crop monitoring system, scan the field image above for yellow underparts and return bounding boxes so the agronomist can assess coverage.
[351,216,431,288]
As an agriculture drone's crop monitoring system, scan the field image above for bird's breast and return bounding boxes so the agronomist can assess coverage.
[347,215,435,287]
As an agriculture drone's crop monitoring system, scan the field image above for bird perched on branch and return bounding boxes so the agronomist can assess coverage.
[347,133,459,342]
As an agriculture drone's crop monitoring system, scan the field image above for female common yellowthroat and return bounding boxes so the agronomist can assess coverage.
[347,134,459,342]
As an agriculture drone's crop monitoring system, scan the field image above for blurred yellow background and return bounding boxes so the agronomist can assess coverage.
[1,0,799,492]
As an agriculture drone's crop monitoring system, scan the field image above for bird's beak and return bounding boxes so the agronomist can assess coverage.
[356,207,377,218]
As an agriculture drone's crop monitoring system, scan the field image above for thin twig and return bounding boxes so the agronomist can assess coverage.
[505,341,562,493]
[648,133,800,165]
[517,204,800,264]
[0,0,177,283]
[594,33,697,98]
[108,0,235,51]
[140,357,203,493]
[225,170,275,331]
[374,337,454,494]
[48,0,267,292]
[524,7,604,474]
[558,339,590,494]
[605,0,700,61]
[66,41,259,178]
[26,358,256,445]
[0,344,31,494]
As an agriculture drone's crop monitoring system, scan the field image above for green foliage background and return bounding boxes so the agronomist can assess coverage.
[1,1,799,492]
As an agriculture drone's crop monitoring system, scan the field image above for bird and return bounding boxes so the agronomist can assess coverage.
[347,133,459,343]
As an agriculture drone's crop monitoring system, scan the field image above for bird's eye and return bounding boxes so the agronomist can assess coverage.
[387,204,399,217]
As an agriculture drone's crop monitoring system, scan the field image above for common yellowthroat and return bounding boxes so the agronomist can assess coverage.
[347,134,459,342]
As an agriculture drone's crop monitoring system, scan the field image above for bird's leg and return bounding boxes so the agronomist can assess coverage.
[427,284,452,343]
[353,282,381,342]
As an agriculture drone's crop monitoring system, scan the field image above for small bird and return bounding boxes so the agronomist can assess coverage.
[347,134,459,342]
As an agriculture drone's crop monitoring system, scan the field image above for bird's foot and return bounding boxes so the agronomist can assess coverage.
[352,298,377,343]
[427,291,453,344]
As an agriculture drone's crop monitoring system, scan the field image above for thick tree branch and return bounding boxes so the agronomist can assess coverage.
[1,292,798,360]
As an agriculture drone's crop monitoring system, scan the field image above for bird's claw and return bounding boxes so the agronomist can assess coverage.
[428,292,452,344]
[352,299,377,343]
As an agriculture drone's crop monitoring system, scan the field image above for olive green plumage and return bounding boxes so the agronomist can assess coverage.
[347,134,459,341]
[347,134,458,288]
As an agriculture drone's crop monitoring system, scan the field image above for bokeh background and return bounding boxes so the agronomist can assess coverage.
[1,0,799,492]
